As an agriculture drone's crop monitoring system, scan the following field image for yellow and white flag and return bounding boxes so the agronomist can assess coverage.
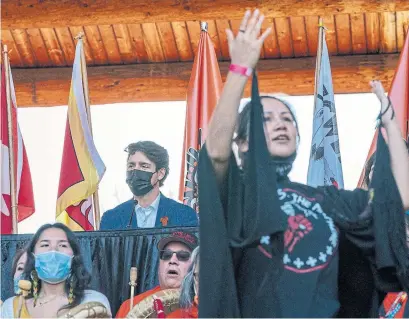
[56,39,105,231]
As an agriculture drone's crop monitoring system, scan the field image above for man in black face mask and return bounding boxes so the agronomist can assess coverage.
[100,141,198,230]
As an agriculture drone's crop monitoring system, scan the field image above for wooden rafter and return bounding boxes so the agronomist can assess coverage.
[13,53,399,107]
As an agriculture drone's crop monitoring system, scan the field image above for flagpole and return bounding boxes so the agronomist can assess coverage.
[198,23,207,150]
[76,34,102,230]
[3,45,18,234]
[313,18,325,107]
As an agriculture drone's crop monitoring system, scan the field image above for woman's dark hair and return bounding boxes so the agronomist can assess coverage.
[363,153,376,189]
[12,248,27,279]
[125,141,169,186]
[235,95,299,143]
[22,223,91,314]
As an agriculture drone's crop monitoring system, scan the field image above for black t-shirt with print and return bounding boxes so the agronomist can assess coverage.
[199,73,407,318]
[198,141,406,318]
[234,179,368,318]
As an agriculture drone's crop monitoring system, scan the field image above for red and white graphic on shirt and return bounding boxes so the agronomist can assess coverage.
[258,188,338,274]
[284,215,313,253]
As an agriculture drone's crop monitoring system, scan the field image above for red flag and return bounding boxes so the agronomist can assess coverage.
[357,31,409,187]
[1,63,35,234]
[179,24,223,213]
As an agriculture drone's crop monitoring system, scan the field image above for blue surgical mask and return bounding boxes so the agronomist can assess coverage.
[34,251,73,284]
[14,274,23,294]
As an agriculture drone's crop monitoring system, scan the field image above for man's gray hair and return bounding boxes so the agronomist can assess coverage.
[179,246,200,309]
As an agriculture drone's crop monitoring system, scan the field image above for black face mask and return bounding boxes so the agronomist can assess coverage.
[241,151,295,180]
[126,169,155,196]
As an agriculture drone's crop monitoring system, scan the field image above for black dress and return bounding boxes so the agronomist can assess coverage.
[198,74,408,318]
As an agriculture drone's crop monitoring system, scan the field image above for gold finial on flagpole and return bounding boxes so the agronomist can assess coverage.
[74,32,85,40]
[200,22,208,32]
[318,18,328,31]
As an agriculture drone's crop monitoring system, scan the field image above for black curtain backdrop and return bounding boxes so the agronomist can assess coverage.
[1,226,198,316]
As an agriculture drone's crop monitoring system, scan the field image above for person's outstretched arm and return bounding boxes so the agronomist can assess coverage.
[371,80,409,210]
[205,9,271,183]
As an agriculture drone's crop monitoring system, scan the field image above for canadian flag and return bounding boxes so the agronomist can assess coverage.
[1,63,35,234]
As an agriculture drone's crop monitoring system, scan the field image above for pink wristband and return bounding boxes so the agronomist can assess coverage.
[229,64,253,77]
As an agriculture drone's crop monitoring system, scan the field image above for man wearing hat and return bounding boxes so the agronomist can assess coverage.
[115,231,198,318]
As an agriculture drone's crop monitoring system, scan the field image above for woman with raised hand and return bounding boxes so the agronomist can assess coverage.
[1,223,112,318]
[198,9,409,318]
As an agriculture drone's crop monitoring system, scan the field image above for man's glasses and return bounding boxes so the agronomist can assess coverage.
[159,250,191,262]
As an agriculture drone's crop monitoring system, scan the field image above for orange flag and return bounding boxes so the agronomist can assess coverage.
[357,30,409,187]
[179,23,223,213]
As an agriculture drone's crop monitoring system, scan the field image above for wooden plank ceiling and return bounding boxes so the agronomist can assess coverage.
[1,0,409,106]
[3,11,409,69]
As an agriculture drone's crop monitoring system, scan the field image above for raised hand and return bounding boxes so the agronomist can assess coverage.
[226,10,272,69]
[370,80,387,104]
[369,80,394,125]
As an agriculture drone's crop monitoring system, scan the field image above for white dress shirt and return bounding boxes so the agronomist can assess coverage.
[135,193,161,228]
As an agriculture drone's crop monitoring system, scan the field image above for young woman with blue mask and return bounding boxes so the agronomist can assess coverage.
[1,223,112,318]
[12,249,28,295]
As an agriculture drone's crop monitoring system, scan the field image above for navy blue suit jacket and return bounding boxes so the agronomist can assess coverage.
[100,194,198,230]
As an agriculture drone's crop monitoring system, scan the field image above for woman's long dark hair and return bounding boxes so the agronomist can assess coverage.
[22,223,91,313]
[363,153,375,189]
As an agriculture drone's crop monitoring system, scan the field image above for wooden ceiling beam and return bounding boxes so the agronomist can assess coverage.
[12,53,398,107]
[2,0,408,29]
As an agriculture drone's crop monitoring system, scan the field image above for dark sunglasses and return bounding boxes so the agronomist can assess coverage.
[159,250,191,262]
